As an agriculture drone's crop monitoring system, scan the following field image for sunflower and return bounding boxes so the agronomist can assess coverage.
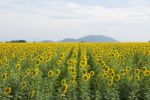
[48,70,53,77]
[104,66,109,72]
[86,65,90,70]
[126,67,131,72]
[56,60,61,65]
[143,70,150,76]
[60,53,65,59]
[108,79,113,86]
[67,60,72,66]
[80,61,86,67]
[72,80,78,88]
[72,72,76,77]
[63,83,68,94]
[115,74,121,81]
[21,81,27,90]
[35,68,40,74]
[55,69,60,77]
[4,87,12,95]
[2,72,8,81]
[25,68,31,76]
[141,67,147,73]
[135,68,140,74]
[61,79,67,85]
[120,69,127,75]
[71,67,76,73]
[135,75,140,80]
[102,72,109,79]
[16,63,21,69]
[31,70,37,76]
[4,64,9,68]
[82,74,89,81]
[90,71,95,77]
[31,89,36,98]
[32,68,40,76]
[109,72,115,78]
[39,56,44,61]
[72,75,77,80]
[128,75,133,81]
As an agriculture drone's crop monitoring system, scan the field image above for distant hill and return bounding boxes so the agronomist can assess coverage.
[60,35,117,42]
[6,40,27,43]
[60,38,76,42]
[41,40,53,42]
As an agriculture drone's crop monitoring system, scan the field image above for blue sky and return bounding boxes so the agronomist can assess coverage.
[0,0,150,42]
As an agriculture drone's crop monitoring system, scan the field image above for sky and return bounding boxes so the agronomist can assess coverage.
[0,0,150,42]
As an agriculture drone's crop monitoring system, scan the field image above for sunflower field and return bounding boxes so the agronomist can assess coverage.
[0,42,150,100]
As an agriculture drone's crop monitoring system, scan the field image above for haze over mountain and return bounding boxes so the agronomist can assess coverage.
[60,35,117,42]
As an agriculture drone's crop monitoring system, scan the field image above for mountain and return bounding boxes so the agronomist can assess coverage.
[41,40,53,42]
[60,38,76,42]
[60,35,117,42]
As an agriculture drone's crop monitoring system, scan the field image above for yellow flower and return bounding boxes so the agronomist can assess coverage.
[35,67,40,74]
[72,72,76,77]
[102,72,109,79]
[135,68,140,74]
[108,79,113,86]
[126,67,131,72]
[25,69,31,76]
[61,79,67,85]
[141,67,147,73]
[82,69,87,74]
[72,80,78,88]
[104,66,109,73]
[82,74,90,81]
[60,53,65,59]
[39,56,44,61]
[55,69,61,77]
[2,72,8,81]
[48,70,53,77]
[16,63,21,69]
[90,71,95,77]
[4,87,12,95]
[71,67,76,73]
[135,75,140,80]
[63,83,68,94]
[4,64,9,68]
[56,60,61,65]
[21,81,28,90]
[109,72,115,78]
[86,65,90,70]
[128,75,133,81]
[115,74,121,81]
[31,89,36,98]
[67,60,72,66]
[143,70,150,76]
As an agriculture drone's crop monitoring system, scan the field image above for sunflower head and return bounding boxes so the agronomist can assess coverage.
[108,79,113,86]
[115,74,121,81]
[55,69,61,77]
[135,75,140,80]
[62,83,68,94]
[16,64,21,69]
[90,71,95,77]
[135,68,140,74]
[144,70,150,76]
[141,67,147,73]
[4,87,12,95]
[82,74,89,82]
[61,79,67,85]
[48,70,53,77]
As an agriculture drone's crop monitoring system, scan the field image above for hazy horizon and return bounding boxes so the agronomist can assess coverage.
[0,0,150,42]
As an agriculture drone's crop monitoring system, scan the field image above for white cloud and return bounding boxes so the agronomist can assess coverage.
[0,0,150,42]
